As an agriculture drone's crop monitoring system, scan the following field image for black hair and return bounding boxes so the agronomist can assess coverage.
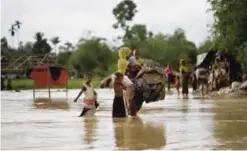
[84,72,92,76]
[115,72,123,78]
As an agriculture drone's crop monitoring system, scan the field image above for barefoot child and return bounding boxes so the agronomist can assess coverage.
[73,73,99,117]
[112,72,127,118]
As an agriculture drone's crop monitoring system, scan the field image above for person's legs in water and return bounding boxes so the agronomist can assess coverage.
[183,73,189,96]
[167,74,171,91]
[95,101,99,109]
[113,72,128,118]
[78,107,91,117]
[192,76,197,93]
[181,75,186,96]
[112,96,126,118]
[206,80,209,95]
[176,87,180,94]
[175,76,180,95]
[201,81,204,96]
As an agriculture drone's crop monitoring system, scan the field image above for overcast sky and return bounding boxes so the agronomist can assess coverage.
[1,0,213,49]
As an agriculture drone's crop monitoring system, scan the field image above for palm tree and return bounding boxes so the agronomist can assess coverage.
[64,42,74,52]
[9,24,16,37]
[32,32,51,54]
[14,20,22,49]
[8,24,16,48]
[34,32,44,41]
[50,37,60,55]
[14,20,21,29]
[1,37,8,49]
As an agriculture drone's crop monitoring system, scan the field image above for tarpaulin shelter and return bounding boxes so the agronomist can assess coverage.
[30,64,69,100]
[196,50,217,69]
[196,50,243,83]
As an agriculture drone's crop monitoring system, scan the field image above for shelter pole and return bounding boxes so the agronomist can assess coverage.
[48,86,51,100]
[33,86,35,100]
[66,79,68,100]
[47,57,51,100]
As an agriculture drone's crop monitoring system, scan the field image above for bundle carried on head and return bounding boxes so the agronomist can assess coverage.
[134,58,166,104]
[142,59,164,74]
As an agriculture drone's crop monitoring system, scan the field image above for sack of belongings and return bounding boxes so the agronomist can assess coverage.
[239,80,247,90]
[231,81,242,90]
[134,59,166,103]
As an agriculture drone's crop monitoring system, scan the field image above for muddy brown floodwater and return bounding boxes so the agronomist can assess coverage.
[1,89,247,150]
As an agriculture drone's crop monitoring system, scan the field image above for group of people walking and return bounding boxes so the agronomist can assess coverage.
[163,54,240,96]
[74,46,144,118]
[72,47,244,118]
[163,59,191,97]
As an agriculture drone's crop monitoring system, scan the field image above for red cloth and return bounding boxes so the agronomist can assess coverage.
[84,99,95,105]
[30,65,69,88]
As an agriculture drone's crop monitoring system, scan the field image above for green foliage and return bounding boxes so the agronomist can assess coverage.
[112,1,197,71]
[68,38,115,77]
[19,41,33,53]
[32,32,52,54]
[135,28,197,70]
[9,25,16,37]
[113,0,138,42]
[112,0,137,29]
[64,42,74,52]
[208,0,247,73]
[123,24,149,45]
[209,0,247,51]
[11,79,101,89]
[1,37,8,49]
[57,52,72,67]
[50,37,60,46]
[198,39,214,54]
[237,42,247,74]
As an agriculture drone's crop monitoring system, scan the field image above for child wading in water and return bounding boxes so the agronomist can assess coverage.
[112,72,127,118]
[73,73,99,117]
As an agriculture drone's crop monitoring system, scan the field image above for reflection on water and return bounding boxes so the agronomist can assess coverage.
[181,99,189,113]
[113,117,166,150]
[33,98,69,110]
[82,117,98,145]
[212,98,247,150]
[1,89,247,150]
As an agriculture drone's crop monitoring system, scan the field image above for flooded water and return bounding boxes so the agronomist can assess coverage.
[1,89,247,150]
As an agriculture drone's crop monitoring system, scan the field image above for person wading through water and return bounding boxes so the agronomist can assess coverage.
[100,47,138,116]
[112,72,127,118]
[163,64,173,91]
[179,59,189,97]
[127,49,143,81]
[73,73,99,117]
[196,67,209,96]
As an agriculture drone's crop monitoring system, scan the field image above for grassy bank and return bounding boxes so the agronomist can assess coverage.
[12,78,101,90]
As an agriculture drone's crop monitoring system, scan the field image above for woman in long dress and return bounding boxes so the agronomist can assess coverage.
[179,59,189,97]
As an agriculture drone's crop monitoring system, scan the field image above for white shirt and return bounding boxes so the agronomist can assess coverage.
[83,84,95,100]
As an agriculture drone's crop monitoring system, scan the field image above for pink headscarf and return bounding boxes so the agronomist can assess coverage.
[163,64,173,76]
